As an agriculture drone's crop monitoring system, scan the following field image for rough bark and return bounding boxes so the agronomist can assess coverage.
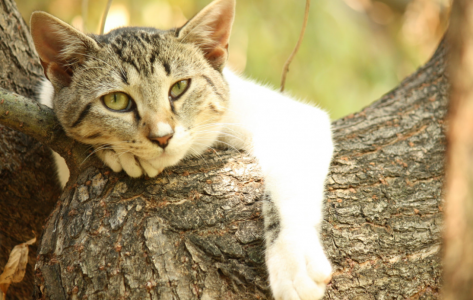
[442,0,473,298]
[31,44,447,300]
[0,0,61,299]
[324,41,446,299]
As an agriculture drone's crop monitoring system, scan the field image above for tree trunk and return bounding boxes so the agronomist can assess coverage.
[33,43,447,300]
[0,0,449,299]
[0,0,61,299]
[442,0,473,298]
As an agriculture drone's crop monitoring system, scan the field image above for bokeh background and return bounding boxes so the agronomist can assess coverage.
[17,0,451,120]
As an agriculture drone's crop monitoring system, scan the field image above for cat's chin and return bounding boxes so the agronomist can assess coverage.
[146,151,186,171]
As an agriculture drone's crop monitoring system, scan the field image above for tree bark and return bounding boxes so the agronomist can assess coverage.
[0,1,448,299]
[324,41,445,299]
[0,0,61,299]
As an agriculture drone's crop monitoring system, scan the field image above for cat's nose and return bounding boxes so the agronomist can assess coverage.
[149,133,173,149]
[148,122,174,149]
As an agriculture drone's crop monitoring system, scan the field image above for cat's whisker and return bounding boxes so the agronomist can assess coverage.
[79,144,124,166]
[194,130,246,144]
[186,144,213,168]
[192,138,242,154]
[81,141,139,164]
[191,121,245,132]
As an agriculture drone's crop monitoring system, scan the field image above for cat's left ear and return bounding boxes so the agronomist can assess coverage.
[176,0,235,71]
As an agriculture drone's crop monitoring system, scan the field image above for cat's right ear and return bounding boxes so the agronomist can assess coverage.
[30,12,100,88]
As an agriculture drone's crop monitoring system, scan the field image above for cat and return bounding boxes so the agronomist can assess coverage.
[31,0,334,299]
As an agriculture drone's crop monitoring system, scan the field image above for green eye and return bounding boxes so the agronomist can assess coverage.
[169,79,190,100]
[102,92,132,111]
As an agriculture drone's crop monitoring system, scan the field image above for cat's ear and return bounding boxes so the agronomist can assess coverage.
[176,0,235,71]
[30,12,100,88]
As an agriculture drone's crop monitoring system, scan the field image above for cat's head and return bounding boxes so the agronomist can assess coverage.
[31,0,234,171]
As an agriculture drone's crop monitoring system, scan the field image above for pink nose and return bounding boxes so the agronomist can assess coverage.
[149,134,173,149]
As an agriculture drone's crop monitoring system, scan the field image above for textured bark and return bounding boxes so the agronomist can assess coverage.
[324,42,446,300]
[442,0,473,298]
[31,43,447,300]
[0,0,61,299]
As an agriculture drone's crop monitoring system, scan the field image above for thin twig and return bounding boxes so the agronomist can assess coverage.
[82,0,88,32]
[99,0,113,34]
[280,0,311,93]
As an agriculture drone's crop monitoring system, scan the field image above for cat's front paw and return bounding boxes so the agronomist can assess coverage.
[96,150,162,178]
[266,228,332,300]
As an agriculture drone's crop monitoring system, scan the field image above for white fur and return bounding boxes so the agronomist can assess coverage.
[156,122,173,137]
[38,79,70,187]
[38,78,55,108]
[96,150,122,173]
[119,152,143,177]
[222,69,333,300]
[39,69,334,299]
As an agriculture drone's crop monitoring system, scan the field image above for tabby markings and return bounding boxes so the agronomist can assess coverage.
[85,132,102,139]
[120,70,129,85]
[163,62,171,76]
[202,75,224,101]
[71,103,92,128]
[133,109,141,125]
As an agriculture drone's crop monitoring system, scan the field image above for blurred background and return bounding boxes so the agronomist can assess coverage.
[17,0,451,120]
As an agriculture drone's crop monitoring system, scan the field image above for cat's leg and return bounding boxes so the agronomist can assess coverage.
[262,157,333,300]
[222,117,334,300]
[51,151,70,188]
[222,69,333,300]
[264,196,332,300]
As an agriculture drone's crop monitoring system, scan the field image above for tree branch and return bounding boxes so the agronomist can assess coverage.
[443,0,473,297]
[0,88,99,178]
[0,88,60,148]
[99,0,113,34]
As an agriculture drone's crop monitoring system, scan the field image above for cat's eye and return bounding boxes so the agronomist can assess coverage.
[102,92,133,111]
[169,79,190,101]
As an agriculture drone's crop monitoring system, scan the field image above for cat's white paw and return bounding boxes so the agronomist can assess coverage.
[266,228,332,300]
[139,158,162,177]
[96,150,163,178]
[117,152,143,177]
[96,150,122,173]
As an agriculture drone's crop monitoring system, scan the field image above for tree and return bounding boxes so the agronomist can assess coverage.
[442,0,473,298]
[0,0,61,299]
[0,0,450,298]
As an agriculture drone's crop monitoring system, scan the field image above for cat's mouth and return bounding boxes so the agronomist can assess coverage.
[157,151,169,158]
[153,149,175,160]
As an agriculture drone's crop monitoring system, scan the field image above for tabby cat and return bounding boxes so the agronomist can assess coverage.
[31,0,334,299]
